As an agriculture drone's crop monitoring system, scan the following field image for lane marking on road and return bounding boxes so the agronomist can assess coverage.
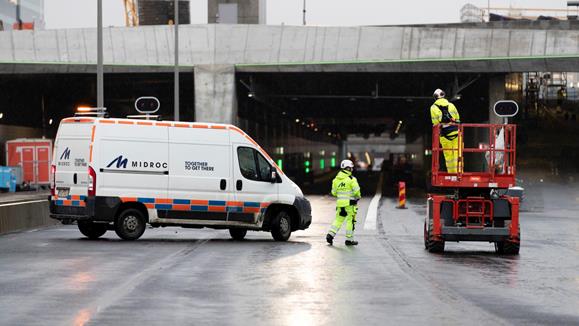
[364,171,383,230]
[0,199,47,207]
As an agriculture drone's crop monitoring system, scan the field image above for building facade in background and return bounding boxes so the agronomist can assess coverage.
[208,0,266,24]
[137,0,190,26]
[0,0,44,30]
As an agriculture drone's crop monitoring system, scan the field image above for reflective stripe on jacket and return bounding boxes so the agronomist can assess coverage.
[331,169,361,207]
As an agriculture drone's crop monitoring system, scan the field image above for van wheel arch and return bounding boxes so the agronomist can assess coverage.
[263,204,300,231]
[115,202,149,224]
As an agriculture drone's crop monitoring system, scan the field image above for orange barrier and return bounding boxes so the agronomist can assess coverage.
[397,181,407,209]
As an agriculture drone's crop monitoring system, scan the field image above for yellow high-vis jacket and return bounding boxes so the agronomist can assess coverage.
[331,170,361,207]
[430,98,460,139]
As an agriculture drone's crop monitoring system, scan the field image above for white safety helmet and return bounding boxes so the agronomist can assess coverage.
[433,88,445,99]
[340,159,354,170]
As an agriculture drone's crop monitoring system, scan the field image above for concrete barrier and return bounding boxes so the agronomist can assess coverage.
[0,197,57,235]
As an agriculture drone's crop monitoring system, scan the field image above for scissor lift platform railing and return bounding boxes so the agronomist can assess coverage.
[431,123,517,189]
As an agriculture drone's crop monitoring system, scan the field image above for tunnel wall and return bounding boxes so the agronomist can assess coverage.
[194,65,238,124]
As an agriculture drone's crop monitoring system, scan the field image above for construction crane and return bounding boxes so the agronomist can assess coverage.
[123,0,139,27]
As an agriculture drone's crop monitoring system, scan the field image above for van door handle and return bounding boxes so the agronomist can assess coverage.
[220,179,226,190]
[236,180,243,191]
[73,173,77,185]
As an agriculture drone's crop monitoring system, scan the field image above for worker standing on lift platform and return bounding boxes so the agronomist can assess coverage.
[430,89,461,173]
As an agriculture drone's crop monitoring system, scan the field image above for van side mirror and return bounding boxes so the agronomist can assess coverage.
[270,168,278,183]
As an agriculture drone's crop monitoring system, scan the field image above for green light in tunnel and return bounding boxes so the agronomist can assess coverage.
[277,159,283,170]
[305,167,310,173]
[331,157,336,168]
[305,160,310,167]
[320,159,325,169]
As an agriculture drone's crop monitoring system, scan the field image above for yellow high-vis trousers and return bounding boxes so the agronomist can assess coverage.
[440,135,460,173]
[328,205,357,239]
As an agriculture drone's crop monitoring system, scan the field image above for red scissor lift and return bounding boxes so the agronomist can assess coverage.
[424,117,520,254]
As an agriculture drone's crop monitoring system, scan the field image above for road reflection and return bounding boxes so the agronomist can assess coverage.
[436,252,520,288]
[73,308,91,326]
[69,272,96,291]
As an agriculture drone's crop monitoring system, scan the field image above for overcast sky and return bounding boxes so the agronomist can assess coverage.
[44,0,571,29]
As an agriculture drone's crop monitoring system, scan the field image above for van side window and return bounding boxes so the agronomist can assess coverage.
[237,147,259,181]
[256,152,271,181]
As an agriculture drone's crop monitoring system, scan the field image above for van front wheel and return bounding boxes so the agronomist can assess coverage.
[271,211,292,241]
[78,221,107,239]
[115,208,146,240]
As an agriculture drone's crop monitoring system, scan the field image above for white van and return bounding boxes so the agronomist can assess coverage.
[49,116,311,241]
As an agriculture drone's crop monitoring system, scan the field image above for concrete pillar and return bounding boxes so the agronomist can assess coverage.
[194,64,237,124]
[488,74,506,124]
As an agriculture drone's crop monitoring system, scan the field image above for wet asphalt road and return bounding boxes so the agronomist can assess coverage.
[1,180,578,325]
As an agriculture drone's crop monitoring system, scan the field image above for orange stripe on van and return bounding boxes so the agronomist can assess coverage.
[137,121,154,126]
[156,122,171,127]
[155,198,172,204]
[121,197,137,203]
[208,206,226,212]
[70,195,81,200]
[118,120,134,125]
[229,126,244,135]
[210,125,227,130]
[190,199,209,205]
[89,144,93,162]
[99,120,115,124]
[243,207,260,214]
[144,203,155,209]
[192,124,208,129]
[90,126,96,142]
[62,200,72,206]
[175,123,190,128]
[245,135,259,147]
[173,204,190,211]
[227,201,244,207]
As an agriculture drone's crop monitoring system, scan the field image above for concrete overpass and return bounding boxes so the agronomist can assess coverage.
[1,23,578,124]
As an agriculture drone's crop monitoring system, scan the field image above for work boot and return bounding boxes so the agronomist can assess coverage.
[345,240,359,246]
[326,233,334,245]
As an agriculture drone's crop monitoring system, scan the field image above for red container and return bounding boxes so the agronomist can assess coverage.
[6,139,53,186]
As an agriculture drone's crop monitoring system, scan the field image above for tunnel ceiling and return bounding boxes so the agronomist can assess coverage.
[237,72,492,142]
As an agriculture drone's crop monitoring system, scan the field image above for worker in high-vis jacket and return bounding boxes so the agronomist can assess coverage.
[326,159,361,246]
[430,89,461,173]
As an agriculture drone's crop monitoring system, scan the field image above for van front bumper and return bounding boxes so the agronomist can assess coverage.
[293,196,312,230]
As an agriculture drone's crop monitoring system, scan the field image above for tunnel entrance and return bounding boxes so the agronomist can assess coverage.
[236,72,493,192]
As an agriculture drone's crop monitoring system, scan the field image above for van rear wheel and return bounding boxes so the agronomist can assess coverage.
[271,211,292,241]
[115,208,146,240]
[229,228,247,240]
[78,221,107,239]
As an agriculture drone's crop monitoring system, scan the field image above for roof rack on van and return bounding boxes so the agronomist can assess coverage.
[75,107,108,118]
[126,115,162,121]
